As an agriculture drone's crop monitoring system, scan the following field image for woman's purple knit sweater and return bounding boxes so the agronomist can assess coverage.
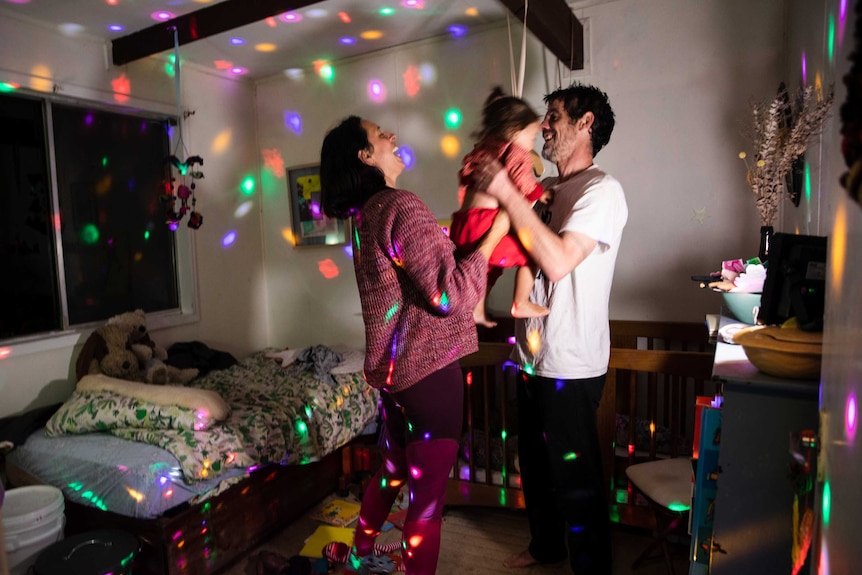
[353,188,488,392]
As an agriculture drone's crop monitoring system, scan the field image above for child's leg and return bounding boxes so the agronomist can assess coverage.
[472,266,505,328]
[472,291,497,328]
[511,264,549,319]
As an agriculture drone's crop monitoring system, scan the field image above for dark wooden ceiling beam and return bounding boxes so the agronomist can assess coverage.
[111,0,321,66]
[496,0,584,70]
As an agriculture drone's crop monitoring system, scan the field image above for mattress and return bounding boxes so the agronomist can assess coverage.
[6,429,247,519]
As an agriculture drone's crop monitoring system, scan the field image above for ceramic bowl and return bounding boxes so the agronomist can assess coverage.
[721,292,762,324]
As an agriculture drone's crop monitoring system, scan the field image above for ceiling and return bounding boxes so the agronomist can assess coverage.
[1,0,516,80]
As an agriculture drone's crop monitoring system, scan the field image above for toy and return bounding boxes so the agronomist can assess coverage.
[106,309,199,385]
[74,323,146,382]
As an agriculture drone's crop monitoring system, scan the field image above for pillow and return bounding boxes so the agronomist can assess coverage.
[77,373,229,420]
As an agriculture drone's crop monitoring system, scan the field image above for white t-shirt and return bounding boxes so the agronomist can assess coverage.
[513,164,628,379]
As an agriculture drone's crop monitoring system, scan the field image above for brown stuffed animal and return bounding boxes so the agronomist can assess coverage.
[75,324,146,382]
[106,309,199,385]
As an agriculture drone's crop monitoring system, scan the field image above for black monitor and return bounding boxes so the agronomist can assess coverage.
[759,233,828,331]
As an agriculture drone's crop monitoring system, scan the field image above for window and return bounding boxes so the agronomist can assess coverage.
[0,90,192,344]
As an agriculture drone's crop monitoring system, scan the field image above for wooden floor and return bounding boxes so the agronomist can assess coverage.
[221,494,691,575]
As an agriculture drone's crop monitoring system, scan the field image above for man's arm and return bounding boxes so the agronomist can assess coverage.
[483,166,596,282]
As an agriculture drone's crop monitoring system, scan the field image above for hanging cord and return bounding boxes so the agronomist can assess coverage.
[505,0,529,98]
[171,26,186,159]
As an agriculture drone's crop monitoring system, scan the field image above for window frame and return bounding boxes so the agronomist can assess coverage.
[0,88,199,356]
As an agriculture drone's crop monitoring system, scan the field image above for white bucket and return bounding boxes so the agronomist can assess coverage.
[2,486,65,575]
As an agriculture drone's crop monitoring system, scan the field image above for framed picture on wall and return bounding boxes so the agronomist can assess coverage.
[287,163,348,247]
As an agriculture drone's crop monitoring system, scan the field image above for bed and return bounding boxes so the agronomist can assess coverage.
[5,346,380,575]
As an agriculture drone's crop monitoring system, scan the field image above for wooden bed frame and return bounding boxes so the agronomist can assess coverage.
[7,445,345,575]
[446,320,716,531]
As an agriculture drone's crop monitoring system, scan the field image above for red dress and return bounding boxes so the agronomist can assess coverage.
[450,138,544,288]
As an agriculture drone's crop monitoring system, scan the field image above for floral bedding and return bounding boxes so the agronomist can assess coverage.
[46,350,379,482]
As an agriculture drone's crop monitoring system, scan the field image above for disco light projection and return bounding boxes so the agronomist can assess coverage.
[165,54,177,77]
[307,8,327,18]
[444,108,462,129]
[0,83,20,92]
[403,65,421,97]
[282,111,302,135]
[29,65,53,92]
[255,43,277,53]
[368,79,387,102]
[379,7,395,16]
[212,130,231,154]
[402,0,425,8]
[340,37,357,45]
[152,11,175,21]
[440,135,460,158]
[230,66,247,75]
[397,145,415,169]
[111,73,131,103]
[338,11,351,23]
[0,348,12,360]
[284,68,304,80]
[214,60,233,70]
[828,12,836,63]
[262,148,285,177]
[418,63,437,85]
[80,224,100,245]
[240,176,255,195]
[801,52,808,85]
[343,243,354,258]
[108,24,124,32]
[222,230,237,247]
[280,12,303,23]
[448,25,467,38]
[281,228,296,245]
[317,64,335,82]
[847,393,857,441]
[58,23,85,36]
[318,258,339,279]
[230,37,245,45]
[361,30,384,40]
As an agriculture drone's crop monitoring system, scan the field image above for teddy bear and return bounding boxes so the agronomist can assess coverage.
[106,309,199,385]
[75,323,147,382]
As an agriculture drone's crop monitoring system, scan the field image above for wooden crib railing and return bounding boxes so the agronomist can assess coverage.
[446,321,716,531]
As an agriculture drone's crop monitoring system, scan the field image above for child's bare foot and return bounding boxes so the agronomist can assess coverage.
[511,301,550,319]
[473,309,498,328]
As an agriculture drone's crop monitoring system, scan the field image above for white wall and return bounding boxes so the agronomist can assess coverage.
[0,14,266,418]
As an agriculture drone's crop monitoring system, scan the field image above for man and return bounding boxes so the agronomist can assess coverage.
[481,83,628,573]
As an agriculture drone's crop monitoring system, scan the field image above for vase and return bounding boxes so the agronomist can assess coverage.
[758,225,773,262]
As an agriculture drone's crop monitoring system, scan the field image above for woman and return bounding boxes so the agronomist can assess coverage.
[320,116,508,575]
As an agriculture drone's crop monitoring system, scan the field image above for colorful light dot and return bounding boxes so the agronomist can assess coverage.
[448,24,467,38]
[230,67,247,75]
[340,37,356,45]
[847,393,857,440]
[280,12,302,22]
[444,108,462,129]
[338,12,351,23]
[379,7,395,16]
[230,37,245,45]
[222,231,237,247]
[397,145,415,169]
[108,24,124,32]
[152,11,174,21]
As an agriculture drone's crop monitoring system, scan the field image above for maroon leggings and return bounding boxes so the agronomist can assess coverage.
[381,360,464,446]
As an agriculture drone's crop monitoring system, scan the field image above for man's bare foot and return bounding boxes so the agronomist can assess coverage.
[511,301,550,319]
[473,309,498,328]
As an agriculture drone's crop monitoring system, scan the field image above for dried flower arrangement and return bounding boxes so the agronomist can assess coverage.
[738,83,835,226]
